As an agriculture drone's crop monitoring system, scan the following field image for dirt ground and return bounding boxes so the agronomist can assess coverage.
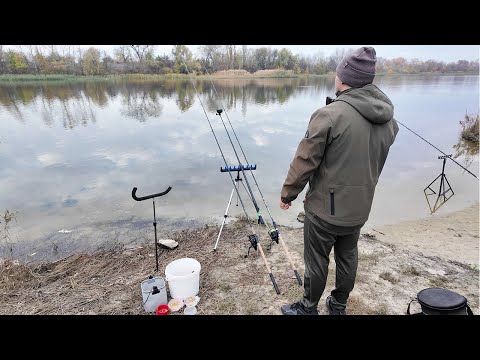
[1,203,478,315]
[373,203,479,266]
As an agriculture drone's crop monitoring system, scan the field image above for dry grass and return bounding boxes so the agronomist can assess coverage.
[355,272,369,283]
[346,294,381,315]
[380,271,400,284]
[214,299,238,314]
[347,294,392,315]
[0,222,248,315]
[453,113,479,168]
[253,69,295,77]
[428,275,449,288]
[243,301,260,315]
[1,213,478,315]
[211,70,250,77]
[459,114,479,144]
[283,283,304,304]
[217,282,232,293]
[358,252,381,265]
[401,265,420,276]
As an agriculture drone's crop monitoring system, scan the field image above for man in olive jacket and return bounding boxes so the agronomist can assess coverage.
[280,47,399,315]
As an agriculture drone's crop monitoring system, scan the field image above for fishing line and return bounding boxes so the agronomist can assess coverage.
[396,120,479,180]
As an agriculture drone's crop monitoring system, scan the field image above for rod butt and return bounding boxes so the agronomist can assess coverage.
[294,270,303,285]
[269,273,281,294]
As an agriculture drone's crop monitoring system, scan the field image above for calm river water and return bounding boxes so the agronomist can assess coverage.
[0,75,478,260]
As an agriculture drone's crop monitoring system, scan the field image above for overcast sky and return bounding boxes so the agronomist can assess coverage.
[5,45,479,62]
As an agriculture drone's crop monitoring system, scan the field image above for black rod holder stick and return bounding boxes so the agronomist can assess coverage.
[132,186,172,272]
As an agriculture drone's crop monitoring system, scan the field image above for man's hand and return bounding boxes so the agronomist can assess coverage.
[280,200,292,210]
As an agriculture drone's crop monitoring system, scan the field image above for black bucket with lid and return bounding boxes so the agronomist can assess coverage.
[407,287,474,315]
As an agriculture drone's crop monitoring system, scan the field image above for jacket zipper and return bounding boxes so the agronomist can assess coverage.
[330,190,335,216]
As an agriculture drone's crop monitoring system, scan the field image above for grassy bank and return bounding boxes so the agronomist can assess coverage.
[2,71,475,83]
[1,210,478,315]
[0,74,111,82]
[0,72,327,83]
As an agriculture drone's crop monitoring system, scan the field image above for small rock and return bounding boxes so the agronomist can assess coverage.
[454,233,462,237]
[158,239,179,249]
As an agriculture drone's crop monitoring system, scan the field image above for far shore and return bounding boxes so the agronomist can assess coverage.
[0,71,477,83]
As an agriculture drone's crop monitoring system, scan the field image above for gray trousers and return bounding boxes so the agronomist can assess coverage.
[300,212,360,311]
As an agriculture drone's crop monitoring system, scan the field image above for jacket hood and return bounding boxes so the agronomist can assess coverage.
[336,84,394,124]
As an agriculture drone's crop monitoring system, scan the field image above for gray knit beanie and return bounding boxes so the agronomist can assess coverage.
[336,47,376,87]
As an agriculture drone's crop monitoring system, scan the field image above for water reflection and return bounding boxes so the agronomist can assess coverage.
[453,137,479,169]
[0,77,333,126]
[120,87,163,121]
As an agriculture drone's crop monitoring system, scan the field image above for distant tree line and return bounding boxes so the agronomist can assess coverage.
[0,45,478,76]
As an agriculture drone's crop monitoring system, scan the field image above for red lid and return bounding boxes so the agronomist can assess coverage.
[155,304,169,315]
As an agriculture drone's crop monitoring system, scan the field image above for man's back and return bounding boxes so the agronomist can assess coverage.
[284,84,399,227]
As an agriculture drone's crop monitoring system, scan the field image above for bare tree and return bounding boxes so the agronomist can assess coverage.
[241,45,247,70]
[225,45,235,69]
[114,45,132,63]
[77,47,84,74]
[47,45,57,57]
[130,45,155,63]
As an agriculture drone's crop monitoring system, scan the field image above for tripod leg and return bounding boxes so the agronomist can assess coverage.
[236,182,239,206]
[153,199,158,272]
[214,187,236,251]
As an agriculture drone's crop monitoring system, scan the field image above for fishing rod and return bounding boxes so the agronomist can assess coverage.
[182,60,280,295]
[396,120,479,181]
[201,59,303,286]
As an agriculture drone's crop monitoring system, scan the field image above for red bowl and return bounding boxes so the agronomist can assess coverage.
[156,304,169,315]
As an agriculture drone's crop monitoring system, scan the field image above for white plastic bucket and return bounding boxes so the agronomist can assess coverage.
[141,276,168,313]
[165,258,201,300]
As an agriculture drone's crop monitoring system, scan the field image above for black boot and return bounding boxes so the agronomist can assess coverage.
[326,295,346,315]
[281,301,318,315]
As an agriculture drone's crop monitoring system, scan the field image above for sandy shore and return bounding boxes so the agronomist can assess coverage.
[1,204,478,315]
[374,203,479,266]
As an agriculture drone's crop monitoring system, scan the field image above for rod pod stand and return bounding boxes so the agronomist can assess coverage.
[183,61,280,295]
[424,155,454,214]
[214,166,258,251]
[132,186,172,271]
[214,108,302,286]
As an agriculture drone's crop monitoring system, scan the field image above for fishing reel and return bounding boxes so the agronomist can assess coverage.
[245,234,258,258]
[216,109,223,115]
[266,228,279,251]
[326,96,335,105]
[268,229,279,243]
[257,213,265,225]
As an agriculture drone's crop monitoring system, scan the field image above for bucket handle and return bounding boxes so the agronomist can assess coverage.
[466,304,474,315]
[407,298,474,315]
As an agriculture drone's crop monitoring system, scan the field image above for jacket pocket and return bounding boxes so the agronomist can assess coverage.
[329,189,335,215]
[328,184,375,222]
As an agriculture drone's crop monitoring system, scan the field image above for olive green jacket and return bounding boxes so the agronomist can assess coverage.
[281,84,399,227]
